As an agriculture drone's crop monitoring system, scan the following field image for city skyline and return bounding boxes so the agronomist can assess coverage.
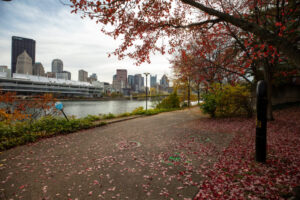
[0,0,172,83]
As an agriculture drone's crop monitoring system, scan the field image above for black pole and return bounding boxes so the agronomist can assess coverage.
[146,75,148,110]
[61,109,69,121]
[256,80,267,163]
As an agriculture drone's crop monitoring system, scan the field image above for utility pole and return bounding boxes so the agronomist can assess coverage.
[144,72,150,110]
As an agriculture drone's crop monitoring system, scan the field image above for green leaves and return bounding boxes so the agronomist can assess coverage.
[200,83,252,117]
[0,116,96,150]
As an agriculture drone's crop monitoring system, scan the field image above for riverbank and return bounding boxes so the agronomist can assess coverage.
[0,107,182,151]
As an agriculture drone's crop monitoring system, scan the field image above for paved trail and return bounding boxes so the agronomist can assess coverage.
[0,107,233,200]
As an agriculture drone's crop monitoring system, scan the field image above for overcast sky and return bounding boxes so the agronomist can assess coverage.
[0,0,173,84]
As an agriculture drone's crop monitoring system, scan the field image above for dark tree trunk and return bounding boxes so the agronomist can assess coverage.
[263,62,274,121]
[197,82,200,104]
[187,78,191,107]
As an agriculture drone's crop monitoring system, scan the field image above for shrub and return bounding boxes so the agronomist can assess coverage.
[200,92,217,117]
[84,115,101,122]
[131,107,146,115]
[118,112,131,117]
[0,115,100,150]
[200,83,252,117]
[102,113,116,119]
[156,91,180,109]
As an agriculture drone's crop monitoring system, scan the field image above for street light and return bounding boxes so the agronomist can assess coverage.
[144,72,150,110]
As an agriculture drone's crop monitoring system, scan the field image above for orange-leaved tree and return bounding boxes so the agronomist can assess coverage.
[0,91,58,124]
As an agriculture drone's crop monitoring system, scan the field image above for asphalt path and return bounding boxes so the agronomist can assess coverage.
[0,107,233,200]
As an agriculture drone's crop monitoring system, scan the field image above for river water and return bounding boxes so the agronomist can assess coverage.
[62,100,155,118]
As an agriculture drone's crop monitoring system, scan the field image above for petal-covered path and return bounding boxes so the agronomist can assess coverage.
[0,107,233,200]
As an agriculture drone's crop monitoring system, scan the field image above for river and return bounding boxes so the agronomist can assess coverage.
[62,100,155,118]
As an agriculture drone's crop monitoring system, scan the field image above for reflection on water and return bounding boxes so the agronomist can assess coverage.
[62,100,154,118]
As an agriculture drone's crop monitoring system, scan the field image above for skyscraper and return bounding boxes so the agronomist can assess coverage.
[134,74,143,92]
[11,36,36,75]
[78,69,88,82]
[51,59,63,73]
[16,50,33,75]
[33,62,45,76]
[128,75,134,89]
[160,74,169,88]
[150,75,157,87]
[112,69,127,92]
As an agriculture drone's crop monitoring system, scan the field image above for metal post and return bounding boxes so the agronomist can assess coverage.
[256,80,268,163]
[61,109,69,121]
[144,72,150,110]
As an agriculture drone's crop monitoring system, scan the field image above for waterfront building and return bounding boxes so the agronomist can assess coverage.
[16,50,33,75]
[56,72,69,80]
[62,71,71,80]
[78,69,88,82]
[46,72,56,78]
[150,75,157,88]
[90,73,97,81]
[51,59,63,73]
[33,62,45,76]
[133,74,144,92]
[112,69,127,92]
[160,74,169,88]
[0,73,103,97]
[128,75,134,89]
[11,36,35,75]
[0,66,11,78]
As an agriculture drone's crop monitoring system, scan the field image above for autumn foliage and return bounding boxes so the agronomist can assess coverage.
[194,106,300,199]
[69,0,300,67]
[0,91,58,124]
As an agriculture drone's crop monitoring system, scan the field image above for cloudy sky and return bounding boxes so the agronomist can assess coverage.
[0,0,173,83]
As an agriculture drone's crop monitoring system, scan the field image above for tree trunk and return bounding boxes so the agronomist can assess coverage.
[263,62,274,121]
[197,82,200,104]
[187,78,191,107]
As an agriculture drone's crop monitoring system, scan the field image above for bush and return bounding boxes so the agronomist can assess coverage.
[0,115,102,150]
[84,115,100,122]
[118,112,131,117]
[131,107,146,115]
[102,113,116,119]
[156,91,180,109]
[200,92,217,117]
[200,83,252,118]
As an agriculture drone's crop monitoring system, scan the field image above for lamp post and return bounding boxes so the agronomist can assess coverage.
[144,72,150,110]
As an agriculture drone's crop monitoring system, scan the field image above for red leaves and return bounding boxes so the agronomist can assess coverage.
[194,107,300,199]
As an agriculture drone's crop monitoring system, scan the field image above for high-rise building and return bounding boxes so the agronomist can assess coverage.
[16,50,33,75]
[11,36,35,75]
[33,62,45,76]
[89,73,98,82]
[133,74,143,92]
[128,75,134,89]
[160,74,169,88]
[51,59,63,73]
[112,69,127,92]
[63,71,71,80]
[150,75,157,87]
[78,69,88,82]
